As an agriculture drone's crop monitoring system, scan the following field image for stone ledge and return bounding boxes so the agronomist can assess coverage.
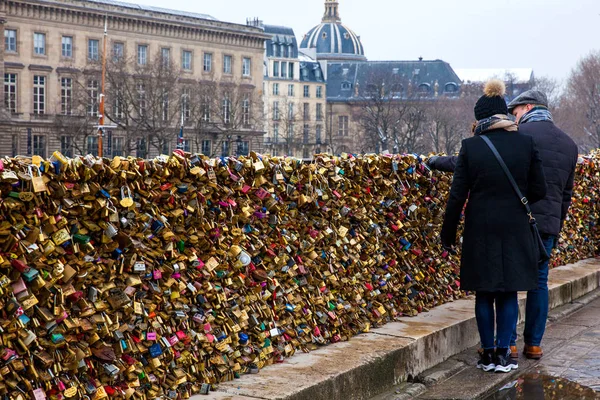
[200,259,600,400]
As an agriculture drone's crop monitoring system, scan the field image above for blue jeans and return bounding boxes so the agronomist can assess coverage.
[476,291,519,349]
[511,235,556,347]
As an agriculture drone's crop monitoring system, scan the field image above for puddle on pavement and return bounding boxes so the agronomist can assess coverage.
[483,373,600,399]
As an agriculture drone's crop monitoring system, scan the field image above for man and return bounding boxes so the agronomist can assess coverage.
[507,90,578,359]
[427,90,578,360]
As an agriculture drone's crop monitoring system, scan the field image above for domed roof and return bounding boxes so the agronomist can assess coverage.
[300,0,366,62]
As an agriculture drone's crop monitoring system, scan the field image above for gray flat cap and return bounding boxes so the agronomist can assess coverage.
[507,90,549,112]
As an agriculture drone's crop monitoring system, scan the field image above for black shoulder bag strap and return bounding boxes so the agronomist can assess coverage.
[480,135,549,262]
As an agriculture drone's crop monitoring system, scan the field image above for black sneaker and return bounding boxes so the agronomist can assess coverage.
[476,348,496,372]
[494,347,518,373]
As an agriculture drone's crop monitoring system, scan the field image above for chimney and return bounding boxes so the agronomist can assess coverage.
[246,17,264,29]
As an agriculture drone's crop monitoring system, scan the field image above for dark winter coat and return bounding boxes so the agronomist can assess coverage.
[441,129,547,292]
[518,121,578,236]
[430,121,578,236]
[428,155,457,172]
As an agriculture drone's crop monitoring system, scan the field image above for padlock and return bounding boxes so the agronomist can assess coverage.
[120,186,134,208]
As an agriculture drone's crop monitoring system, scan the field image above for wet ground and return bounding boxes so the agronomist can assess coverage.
[484,372,600,399]
[382,292,600,399]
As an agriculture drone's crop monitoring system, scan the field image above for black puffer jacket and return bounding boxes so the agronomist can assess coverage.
[519,121,578,236]
[428,121,578,236]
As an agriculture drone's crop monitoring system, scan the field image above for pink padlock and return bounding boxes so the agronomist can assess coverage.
[146,332,157,340]
[153,270,162,280]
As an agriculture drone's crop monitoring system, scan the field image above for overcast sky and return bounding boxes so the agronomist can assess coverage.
[136,0,599,81]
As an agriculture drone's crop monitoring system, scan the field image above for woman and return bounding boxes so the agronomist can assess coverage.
[441,80,547,373]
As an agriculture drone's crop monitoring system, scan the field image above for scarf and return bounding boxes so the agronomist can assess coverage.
[520,106,554,125]
[473,114,518,136]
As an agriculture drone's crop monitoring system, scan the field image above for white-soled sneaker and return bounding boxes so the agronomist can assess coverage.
[476,349,496,372]
[494,348,518,373]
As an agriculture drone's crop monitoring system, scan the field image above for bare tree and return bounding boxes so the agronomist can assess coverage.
[532,76,563,110]
[206,83,262,157]
[49,69,101,156]
[425,99,468,154]
[564,51,600,149]
[354,70,407,153]
[104,50,182,157]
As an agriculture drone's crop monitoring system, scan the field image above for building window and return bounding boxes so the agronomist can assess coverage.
[60,136,73,157]
[338,116,349,136]
[445,82,458,93]
[113,137,124,157]
[11,135,18,157]
[281,62,288,79]
[182,50,192,71]
[222,96,231,124]
[87,136,98,156]
[161,92,169,121]
[289,62,294,80]
[61,36,73,58]
[316,103,323,121]
[287,123,294,138]
[272,43,278,57]
[242,94,250,126]
[60,77,72,115]
[33,75,45,114]
[288,84,295,97]
[33,33,45,55]
[160,48,170,66]
[201,140,211,156]
[316,125,322,144]
[223,55,232,74]
[303,85,310,98]
[33,135,46,158]
[303,148,310,159]
[221,141,230,157]
[242,57,251,77]
[303,103,310,121]
[88,39,99,61]
[112,42,124,62]
[273,122,279,143]
[341,81,352,90]
[161,139,169,155]
[202,97,210,122]
[203,53,212,72]
[316,86,323,98]
[137,83,146,117]
[418,83,430,94]
[237,140,249,156]
[288,103,294,120]
[113,83,124,120]
[137,45,148,65]
[87,79,99,116]
[273,61,279,78]
[136,138,147,158]
[272,83,279,96]
[273,101,279,120]
[5,29,17,53]
[303,124,309,144]
[4,73,17,113]
[181,88,191,122]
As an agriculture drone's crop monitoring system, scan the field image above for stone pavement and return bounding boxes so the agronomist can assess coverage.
[378,289,600,399]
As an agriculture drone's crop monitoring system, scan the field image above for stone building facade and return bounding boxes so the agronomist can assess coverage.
[259,23,326,159]
[0,0,268,159]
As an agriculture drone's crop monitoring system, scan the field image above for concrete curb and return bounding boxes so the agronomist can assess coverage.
[201,259,600,400]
